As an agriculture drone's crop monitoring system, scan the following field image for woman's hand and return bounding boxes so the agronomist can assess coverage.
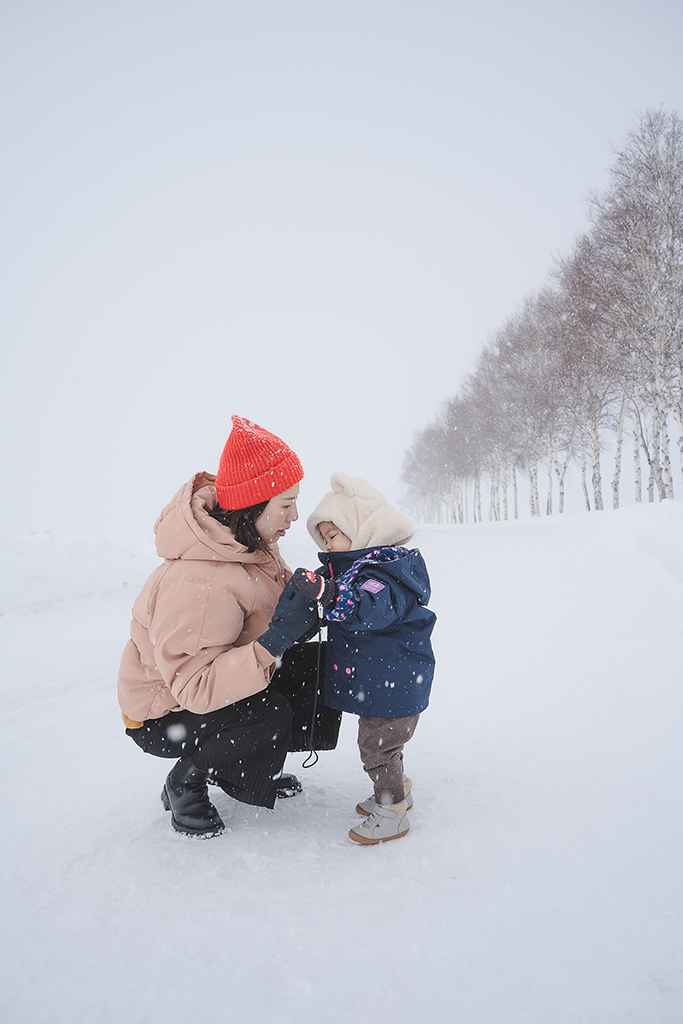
[256,585,319,658]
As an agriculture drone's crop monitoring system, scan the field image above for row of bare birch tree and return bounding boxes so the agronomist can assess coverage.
[403,109,683,523]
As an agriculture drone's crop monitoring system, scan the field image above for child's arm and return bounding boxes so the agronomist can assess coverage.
[288,567,338,608]
[325,567,410,629]
[288,563,406,628]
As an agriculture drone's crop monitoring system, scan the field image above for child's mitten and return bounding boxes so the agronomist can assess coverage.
[289,567,338,608]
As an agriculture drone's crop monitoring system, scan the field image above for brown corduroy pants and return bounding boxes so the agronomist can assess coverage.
[357,714,420,806]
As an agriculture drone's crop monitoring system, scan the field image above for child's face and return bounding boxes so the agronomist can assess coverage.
[319,520,352,552]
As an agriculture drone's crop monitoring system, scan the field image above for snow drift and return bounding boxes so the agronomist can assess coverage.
[1,501,682,1023]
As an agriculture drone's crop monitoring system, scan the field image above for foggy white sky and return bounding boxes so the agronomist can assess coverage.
[2,0,682,537]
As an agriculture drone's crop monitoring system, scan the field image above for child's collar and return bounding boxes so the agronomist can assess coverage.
[318,545,406,572]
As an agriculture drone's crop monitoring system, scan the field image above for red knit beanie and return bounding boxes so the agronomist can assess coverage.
[215,415,304,510]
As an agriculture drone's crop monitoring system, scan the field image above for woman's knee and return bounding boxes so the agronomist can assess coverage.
[237,689,293,738]
[264,690,293,736]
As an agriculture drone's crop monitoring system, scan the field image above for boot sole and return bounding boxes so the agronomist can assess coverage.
[348,826,410,845]
[161,785,225,838]
[275,780,303,798]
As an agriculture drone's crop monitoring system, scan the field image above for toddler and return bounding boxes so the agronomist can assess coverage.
[289,473,436,844]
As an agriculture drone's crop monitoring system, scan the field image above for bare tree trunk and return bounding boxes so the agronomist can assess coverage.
[651,422,666,500]
[611,397,627,509]
[672,347,683,478]
[553,429,574,515]
[557,459,565,513]
[581,435,592,511]
[527,458,540,516]
[633,423,642,503]
[673,401,683,483]
[534,464,540,516]
[546,436,553,515]
[676,347,683,479]
[634,396,660,501]
[488,463,497,522]
[589,422,604,511]
[513,464,518,519]
[473,475,481,523]
[501,456,509,521]
[653,360,675,498]
[660,416,675,499]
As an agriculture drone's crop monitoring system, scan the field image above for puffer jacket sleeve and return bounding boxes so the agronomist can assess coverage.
[141,563,274,714]
[154,637,272,715]
[325,566,409,630]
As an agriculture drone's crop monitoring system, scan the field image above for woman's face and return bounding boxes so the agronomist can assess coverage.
[255,485,300,545]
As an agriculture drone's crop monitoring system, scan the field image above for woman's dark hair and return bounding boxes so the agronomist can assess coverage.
[209,499,271,556]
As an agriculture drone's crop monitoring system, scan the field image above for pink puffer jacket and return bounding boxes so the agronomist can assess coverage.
[117,472,289,724]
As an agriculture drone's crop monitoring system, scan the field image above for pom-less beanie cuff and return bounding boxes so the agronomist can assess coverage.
[215,415,304,510]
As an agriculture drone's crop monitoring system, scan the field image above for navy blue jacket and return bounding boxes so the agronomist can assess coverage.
[318,546,436,718]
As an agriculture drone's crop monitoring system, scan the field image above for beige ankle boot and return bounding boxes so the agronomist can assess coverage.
[349,803,410,845]
[355,777,413,817]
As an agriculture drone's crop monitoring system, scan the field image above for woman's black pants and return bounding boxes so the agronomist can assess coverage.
[126,642,340,809]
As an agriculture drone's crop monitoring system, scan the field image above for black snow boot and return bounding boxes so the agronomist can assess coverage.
[207,770,302,800]
[275,773,302,798]
[161,757,225,837]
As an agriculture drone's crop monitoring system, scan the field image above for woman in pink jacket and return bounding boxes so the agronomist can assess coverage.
[117,416,340,837]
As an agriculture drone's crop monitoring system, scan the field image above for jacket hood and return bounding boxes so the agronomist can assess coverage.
[319,546,431,606]
[307,472,415,550]
[154,472,280,566]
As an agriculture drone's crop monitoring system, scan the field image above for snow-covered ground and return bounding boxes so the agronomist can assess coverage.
[2,502,682,1024]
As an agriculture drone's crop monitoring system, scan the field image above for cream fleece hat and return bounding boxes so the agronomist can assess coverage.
[307,473,416,550]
